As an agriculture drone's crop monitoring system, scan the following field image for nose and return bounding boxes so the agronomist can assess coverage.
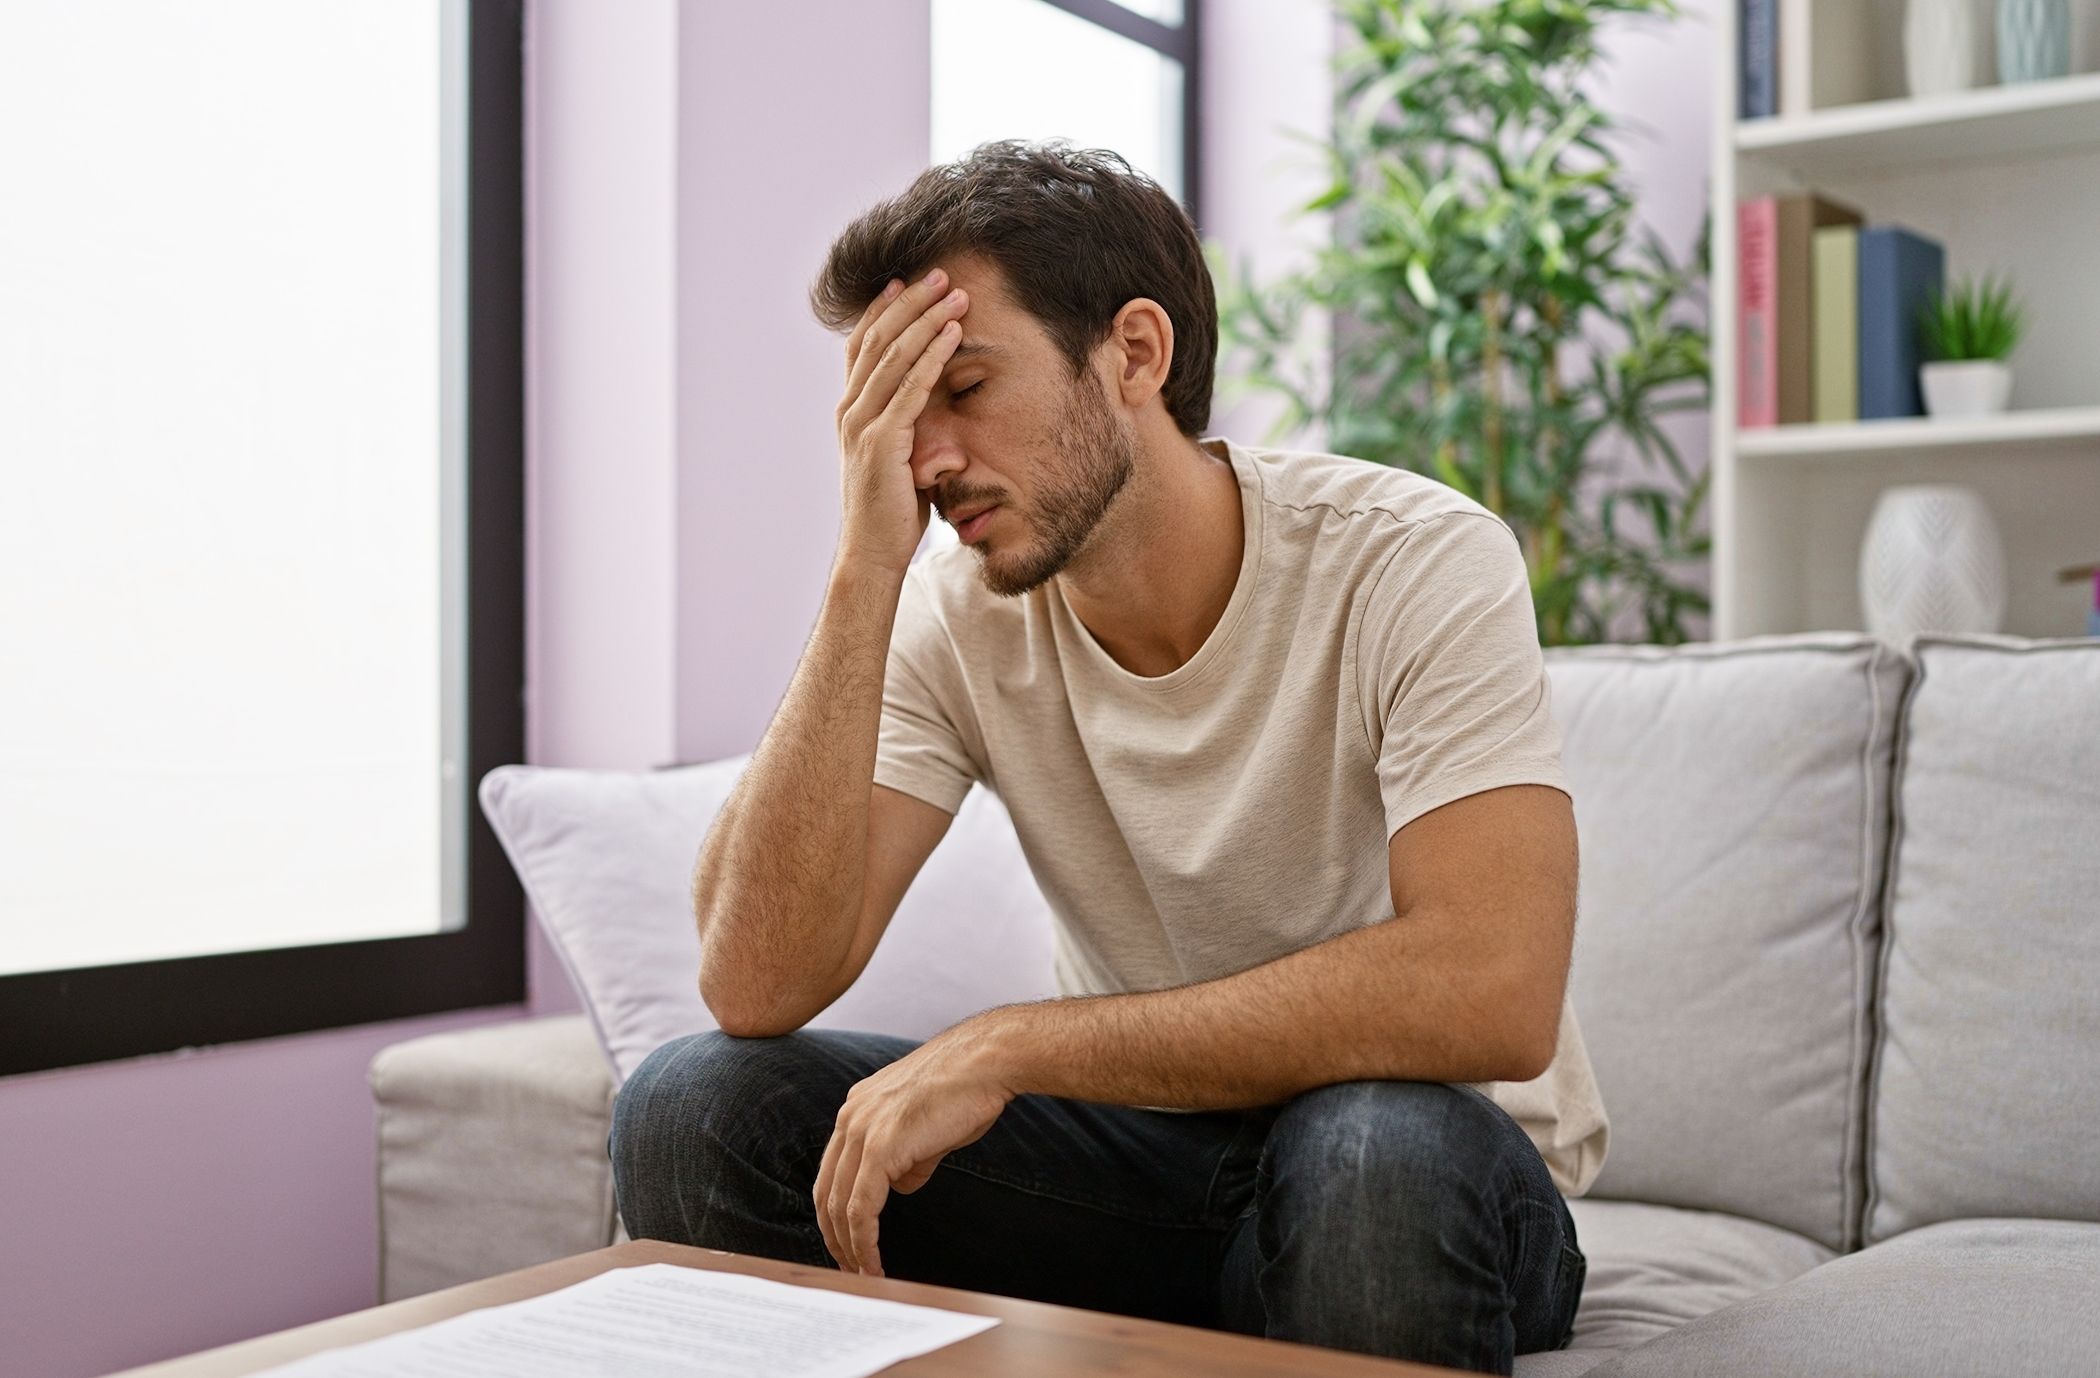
[910,419,968,497]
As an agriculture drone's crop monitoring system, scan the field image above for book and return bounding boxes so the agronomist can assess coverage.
[1857,225,1946,421]
[1779,0,1878,115]
[1812,224,1859,424]
[1741,0,1778,119]
[1739,199,1777,427]
[1738,193,1863,428]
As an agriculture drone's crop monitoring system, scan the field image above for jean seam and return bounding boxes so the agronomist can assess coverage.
[1556,1242,1586,1349]
[1199,1109,1273,1228]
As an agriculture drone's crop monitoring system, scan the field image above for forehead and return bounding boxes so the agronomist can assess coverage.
[936,256,1026,352]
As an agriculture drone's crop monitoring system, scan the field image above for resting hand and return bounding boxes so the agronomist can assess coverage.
[812,1016,1015,1278]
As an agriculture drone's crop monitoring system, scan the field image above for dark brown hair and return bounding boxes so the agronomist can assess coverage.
[809,138,1215,438]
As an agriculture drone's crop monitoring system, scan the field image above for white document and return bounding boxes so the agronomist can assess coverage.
[251,1262,1001,1378]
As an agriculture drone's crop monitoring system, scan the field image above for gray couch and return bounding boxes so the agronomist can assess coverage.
[369,630,2100,1375]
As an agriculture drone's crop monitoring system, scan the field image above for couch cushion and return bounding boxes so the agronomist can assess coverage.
[477,757,1059,1083]
[1867,634,2100,1243]
[1514,1200,1833,1377]
[1565,1200,1833,1355]
[370,1014,620,1301]
[1588,1219,2100,1378]
[1542,634,1909,1250]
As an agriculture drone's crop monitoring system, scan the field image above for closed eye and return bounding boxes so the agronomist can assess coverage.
[952,382,984,401]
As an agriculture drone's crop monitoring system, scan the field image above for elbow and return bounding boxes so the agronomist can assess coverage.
[697,952,825,1041]
[1489,985,1563,1083]
[713,1010,804,1040]
[699,978,803,1040]
[1496,1032,1556,1084]
[697,961,778,1039]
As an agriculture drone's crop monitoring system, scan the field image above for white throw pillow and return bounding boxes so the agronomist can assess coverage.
[477,756,1060,1084]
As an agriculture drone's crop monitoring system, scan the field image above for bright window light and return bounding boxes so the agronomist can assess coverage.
[0,1,460,976]
[931,0,1186,203]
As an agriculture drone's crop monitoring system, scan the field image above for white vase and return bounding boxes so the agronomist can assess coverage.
[1920,359,2014,417]
[1859,484,2007,639]
[1906,0,1983,96]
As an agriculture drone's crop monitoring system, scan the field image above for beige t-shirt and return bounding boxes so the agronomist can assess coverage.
[872,433,1609,1196]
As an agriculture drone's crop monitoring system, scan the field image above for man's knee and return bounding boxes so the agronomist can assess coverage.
[609,1028,866,1254]
[1248,1080,1568,1371]
[613,1029,841,1159]
[1262,1080,1522,1236]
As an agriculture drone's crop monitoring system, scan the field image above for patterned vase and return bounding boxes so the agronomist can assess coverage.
[1859,484,2007,639]
[1997,0,2070,83]
[1905,0,1982,96]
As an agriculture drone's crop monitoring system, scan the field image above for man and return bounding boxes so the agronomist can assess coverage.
[609,138,1607,1375]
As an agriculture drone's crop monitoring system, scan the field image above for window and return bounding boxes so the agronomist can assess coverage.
[925,0,1201,558]
[0,0,525,1075]
[932,0,1199,212]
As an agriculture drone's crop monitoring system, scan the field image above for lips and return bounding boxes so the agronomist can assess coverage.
[956,506,1000,543]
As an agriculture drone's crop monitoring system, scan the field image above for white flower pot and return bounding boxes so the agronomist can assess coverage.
[1906,0,1984,96]
[1859,484,2007,639]
[1920,359,2013,417]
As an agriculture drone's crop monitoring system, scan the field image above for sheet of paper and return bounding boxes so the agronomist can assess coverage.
[250,1262,1001,1378]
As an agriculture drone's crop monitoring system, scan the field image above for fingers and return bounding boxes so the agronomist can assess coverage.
[877,319,963,434]
[844,277,903,371]
[847,1170,890,1279]
[847,268,944,385]
[812,1120,848,1269]
[893,1152,943,1195]
[825,1122,870,1271]
[841,269,968,428]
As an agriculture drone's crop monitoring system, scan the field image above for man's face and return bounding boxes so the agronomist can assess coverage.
[907,255,1136,598]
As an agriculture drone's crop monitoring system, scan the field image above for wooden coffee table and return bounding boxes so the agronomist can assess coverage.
[106,1240,1472,1376]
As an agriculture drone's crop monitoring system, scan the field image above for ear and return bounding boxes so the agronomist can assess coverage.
[1105,297,1174,409]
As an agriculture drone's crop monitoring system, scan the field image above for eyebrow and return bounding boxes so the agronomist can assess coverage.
[940,342,995,386]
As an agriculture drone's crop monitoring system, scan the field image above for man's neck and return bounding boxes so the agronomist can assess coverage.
[1057,433,1244,678]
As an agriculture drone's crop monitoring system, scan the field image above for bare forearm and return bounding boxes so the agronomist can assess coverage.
[695,555,904,1031]
[969,913,1555,1112]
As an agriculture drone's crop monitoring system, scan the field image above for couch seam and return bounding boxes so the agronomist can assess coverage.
[1841,643,1891,1255]
[1859,642,1928,1248]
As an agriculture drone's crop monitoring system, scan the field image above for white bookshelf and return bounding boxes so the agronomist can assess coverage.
[1711,1,2100,640]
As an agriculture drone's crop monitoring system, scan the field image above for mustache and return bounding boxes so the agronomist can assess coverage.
[938,490,1007,521]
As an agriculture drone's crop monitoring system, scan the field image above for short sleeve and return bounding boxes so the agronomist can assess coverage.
[872,565,981,815]
[1356,512,1571,841]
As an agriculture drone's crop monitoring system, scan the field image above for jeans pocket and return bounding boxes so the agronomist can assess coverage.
[1553,1242,1588,1350]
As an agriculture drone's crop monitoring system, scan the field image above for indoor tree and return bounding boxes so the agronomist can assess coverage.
[1208,0,1711,645]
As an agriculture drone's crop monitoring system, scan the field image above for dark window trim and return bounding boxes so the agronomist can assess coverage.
[0,0,527,1079]
[1035,0,1203,232]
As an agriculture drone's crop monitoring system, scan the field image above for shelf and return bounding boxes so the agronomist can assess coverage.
[1735,405,2100,462]
[1735,71,2100,181]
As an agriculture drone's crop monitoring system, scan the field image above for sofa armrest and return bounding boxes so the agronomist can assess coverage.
[369,1013,621,1302]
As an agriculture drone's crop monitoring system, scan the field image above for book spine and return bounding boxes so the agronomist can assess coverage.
[1778,0,1811,115]
[1738,197,1779,429]
[1813,225,1859,424]
[1740,0,1779,119]
[1858,227,1946,420]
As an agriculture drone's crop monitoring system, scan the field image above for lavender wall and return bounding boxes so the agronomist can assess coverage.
[0,4,1710,1375]
[670,6,939,769]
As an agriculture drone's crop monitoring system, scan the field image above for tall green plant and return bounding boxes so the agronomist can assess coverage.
[1207,0,1712,645]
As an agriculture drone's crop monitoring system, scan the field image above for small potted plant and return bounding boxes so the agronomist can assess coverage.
[1917,271,2024,418]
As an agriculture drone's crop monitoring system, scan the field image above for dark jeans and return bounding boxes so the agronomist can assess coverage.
[608,1027,1584,1376]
